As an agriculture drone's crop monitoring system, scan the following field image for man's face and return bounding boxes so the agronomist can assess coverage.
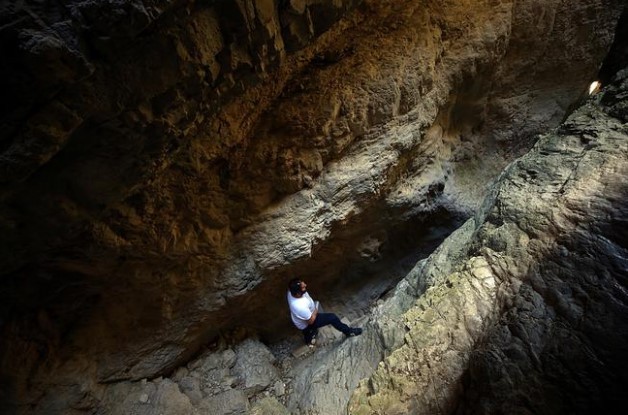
[299,281,307,293]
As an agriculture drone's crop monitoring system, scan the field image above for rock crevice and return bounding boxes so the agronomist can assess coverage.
[0,0,625,413]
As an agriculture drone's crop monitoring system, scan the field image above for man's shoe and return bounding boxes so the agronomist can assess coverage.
[347,327,363,337]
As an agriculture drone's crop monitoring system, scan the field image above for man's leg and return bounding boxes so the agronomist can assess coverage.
[302,325,318,345]
[311,312,352,335]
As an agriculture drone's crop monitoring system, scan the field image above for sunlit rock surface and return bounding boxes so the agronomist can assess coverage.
[0,0,625,413]
[349,70,628,415]
[81,68,628,415]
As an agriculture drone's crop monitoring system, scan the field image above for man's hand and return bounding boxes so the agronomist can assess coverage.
[307,308,318,325]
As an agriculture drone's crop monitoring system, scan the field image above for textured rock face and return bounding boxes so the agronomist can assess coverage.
[349,70,628,415]
[60,70,628,415]
[0,0,625,412]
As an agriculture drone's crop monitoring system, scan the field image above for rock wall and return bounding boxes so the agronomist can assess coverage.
[0,0,624,412]
[349,69,628,415]
[45,67,628,415]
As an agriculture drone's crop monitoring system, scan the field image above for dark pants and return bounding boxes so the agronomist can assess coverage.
[302,312,350,344]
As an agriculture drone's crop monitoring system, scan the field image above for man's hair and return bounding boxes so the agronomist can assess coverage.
[288,278,302,296]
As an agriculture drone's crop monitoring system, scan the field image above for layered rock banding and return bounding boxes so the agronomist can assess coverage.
[0,0,626,413]
[349,69,628,415]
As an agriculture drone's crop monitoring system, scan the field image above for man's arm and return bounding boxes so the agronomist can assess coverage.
[306,307,318,325]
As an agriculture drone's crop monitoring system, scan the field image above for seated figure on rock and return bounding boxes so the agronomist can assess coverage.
[286,278,362,346]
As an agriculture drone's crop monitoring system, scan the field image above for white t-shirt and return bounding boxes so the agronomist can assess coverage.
[287,291,316,330]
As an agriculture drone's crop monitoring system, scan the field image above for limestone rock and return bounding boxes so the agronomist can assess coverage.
[348,68,628,415]
[197,388,249,415]
[232,339,280,394]
[185,348,238,395]
[102,378,198,415]
[249,396,291,415]
[177,376,203,405]
[0,0,625,413]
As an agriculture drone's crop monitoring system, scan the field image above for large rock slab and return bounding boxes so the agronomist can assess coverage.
[102,378,198,415]
[349,70,628,414]
[232,339,280,394]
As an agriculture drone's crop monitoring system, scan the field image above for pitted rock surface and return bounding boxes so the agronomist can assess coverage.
[0,0,626,413]
[349,70,628,415]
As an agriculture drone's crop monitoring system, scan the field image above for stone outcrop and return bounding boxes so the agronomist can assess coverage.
[63,68,628,415]
[0,0,625,413]
[348,69,628,414]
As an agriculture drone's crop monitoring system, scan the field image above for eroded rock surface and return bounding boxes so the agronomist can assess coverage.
[0,0,625,413]
[93,73,627,415]
[349,70,628,415]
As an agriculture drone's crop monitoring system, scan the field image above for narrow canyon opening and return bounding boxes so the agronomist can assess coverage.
[261,206,468,342]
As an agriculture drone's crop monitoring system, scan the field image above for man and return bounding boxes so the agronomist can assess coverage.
[287,278,363,346]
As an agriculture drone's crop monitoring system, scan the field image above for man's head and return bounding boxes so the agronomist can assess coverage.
[288,278,307,297]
